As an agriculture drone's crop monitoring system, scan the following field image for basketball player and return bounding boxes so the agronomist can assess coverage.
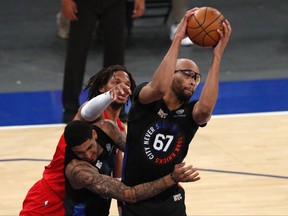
[63,120,200,215]
[121,8,232,216]
[20,65,135,215]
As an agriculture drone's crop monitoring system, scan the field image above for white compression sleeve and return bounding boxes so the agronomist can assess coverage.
[80,91,113,122]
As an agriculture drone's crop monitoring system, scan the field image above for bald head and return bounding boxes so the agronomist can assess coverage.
[176,59,200,73]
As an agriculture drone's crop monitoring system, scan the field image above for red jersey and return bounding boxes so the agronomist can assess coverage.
[20,113,125,215]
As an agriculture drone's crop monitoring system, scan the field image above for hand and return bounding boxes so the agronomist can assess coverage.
[109,83,132,102]
[62,0,78,21]
[171,162,200,183]
[213,19,232,58]
[132,0,145,18]
[173,7,199,41]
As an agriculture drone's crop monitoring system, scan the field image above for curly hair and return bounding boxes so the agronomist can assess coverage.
[84,65,136,100]
[64,120,93,147]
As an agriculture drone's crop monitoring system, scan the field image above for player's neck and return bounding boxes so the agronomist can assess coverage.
[104,106,120,122]
[163,95,184,111]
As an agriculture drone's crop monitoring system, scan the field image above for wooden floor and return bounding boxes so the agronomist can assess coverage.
[1,112,288,216]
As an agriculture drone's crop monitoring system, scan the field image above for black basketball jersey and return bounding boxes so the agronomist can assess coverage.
[64,125,117,216]
[123,83,205,187]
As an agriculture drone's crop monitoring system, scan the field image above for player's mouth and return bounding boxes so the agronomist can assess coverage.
[185,88,194,95]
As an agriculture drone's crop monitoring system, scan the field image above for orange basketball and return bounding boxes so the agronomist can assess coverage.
[186,7,225,47]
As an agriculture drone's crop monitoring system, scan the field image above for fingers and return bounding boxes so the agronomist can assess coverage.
[174,162,186,169]
[185,7,199,18]
[173,7,199,41]
[220,19,232,40]
[173,163,201,183]
[109,83,132,101]
[183,167,201,182]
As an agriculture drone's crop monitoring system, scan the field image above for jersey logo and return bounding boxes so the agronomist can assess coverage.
[157,109,168,118]
[173,193,183,202]
[95,160,103,169]
[176,109,184,115]
[142,121,184,165]
[106,143,112,152]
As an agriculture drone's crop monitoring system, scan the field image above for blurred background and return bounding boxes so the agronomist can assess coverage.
[0,0,288,125]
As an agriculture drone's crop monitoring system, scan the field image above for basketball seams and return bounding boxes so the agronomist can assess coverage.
[186,7,225,47]
[201,14,224,45]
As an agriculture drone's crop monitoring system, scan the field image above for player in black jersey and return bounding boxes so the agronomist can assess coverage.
[63,120,200,215]
[121,8,232,216]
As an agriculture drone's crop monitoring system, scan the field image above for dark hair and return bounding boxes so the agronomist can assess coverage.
[64,120,93,147]
[84,65,136,100]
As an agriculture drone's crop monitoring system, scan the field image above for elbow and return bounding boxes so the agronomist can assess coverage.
[154,87,166,99]
[150,82,167,98]
[122,197,138,204]
[194,108,212,124]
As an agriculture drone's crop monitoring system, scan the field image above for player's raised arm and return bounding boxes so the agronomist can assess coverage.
[193,19,232,125]
[138,8,199,105]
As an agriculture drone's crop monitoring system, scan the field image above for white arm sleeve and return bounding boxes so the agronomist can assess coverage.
[80,91,113,122]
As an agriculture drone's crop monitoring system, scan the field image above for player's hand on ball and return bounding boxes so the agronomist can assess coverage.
[213,19,232,58]
[173,7,199,41]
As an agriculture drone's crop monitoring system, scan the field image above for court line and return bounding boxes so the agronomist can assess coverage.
[1,158,287,180]
[198,168,288,179]
[0,111,287,130]
[1,112,287,179]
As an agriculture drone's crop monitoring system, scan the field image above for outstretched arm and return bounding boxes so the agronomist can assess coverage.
[193,19,232,124]
[66,160,200,203]
[138,8,199,104]
[77,83,131,122]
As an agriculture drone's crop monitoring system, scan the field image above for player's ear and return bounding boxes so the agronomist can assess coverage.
[92,129,97,140]
[99,87,105,93]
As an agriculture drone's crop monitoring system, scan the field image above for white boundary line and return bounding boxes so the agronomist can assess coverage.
[0,111,287,130]
[0,123,66,130]
[212,111,288,118]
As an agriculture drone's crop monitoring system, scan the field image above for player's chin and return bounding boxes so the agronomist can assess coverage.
[184,89,193,97]
[90,155,97,164]
[115,98,128,105]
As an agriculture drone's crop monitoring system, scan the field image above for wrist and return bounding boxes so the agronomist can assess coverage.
[170,172,178,184]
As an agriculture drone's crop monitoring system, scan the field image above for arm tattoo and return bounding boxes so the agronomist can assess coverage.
[70,161,172,203]
[115,131,125,151]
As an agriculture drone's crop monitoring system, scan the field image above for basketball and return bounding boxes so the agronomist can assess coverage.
[186,7,225,47]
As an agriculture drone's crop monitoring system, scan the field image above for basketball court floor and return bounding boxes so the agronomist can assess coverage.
[0,0,288,215]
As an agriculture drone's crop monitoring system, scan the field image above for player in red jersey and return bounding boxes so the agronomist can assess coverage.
[20,65,136,215]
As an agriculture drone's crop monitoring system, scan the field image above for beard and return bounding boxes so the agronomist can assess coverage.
[172,79,194,101]
[177,90,193,101]
[110,100,126,110]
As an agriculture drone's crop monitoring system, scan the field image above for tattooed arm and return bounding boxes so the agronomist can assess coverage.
[65,159,200,203]
[94,119,126,151]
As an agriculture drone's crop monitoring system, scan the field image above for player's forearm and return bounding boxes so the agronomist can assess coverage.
[80,91,113,122]
[152,35,181,94]
[140,36,181,104]
[198,56,221,115]
[87,172,175,203]
[74,163,175,203]
[114,130,126,152]
[121,173,176,203]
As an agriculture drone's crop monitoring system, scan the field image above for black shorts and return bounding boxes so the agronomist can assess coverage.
[121,185,186,216]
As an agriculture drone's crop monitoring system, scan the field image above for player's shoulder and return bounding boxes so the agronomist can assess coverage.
[93,119,119,140]
[94,119,117,130]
